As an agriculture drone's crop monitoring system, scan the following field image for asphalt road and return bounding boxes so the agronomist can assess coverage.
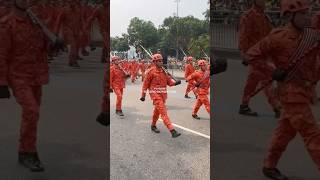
[213,59,320,180]
[110,72,210,180]
[0,49,108,180]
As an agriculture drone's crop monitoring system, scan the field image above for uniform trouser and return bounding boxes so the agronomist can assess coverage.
[131,72,137,82]
[263,103,320,170]
[242,67,279,109]
[101,90,109,113]
[12,85,42,153]
[101,48,106,62]
[311,83,318,104]
[68,39,79,64]
[192,94,210,115]
[152,98,174,131]
[141,72,145,82]
[185,81,197,96]
[114,88,123,110]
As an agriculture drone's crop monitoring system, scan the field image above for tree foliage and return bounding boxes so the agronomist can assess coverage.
[111,12,209,60]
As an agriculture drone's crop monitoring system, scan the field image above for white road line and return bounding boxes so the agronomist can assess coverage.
[159,119,210,139]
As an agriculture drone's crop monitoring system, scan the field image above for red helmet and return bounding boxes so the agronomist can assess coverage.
[186,56,193,62]
[281,0,309,16]
[111,56,120,62]
[197,59,207,66]
[152,54,163,62]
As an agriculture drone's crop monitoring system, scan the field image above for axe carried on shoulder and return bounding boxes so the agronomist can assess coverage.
[26,8,66,52]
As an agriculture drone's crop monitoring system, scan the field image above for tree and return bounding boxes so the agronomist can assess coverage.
[160,16,208,59]
[188,34,209,59]
[127,17,159,49]
[111,35,130,52]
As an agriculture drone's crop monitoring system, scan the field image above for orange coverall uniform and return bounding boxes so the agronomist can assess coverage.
[80,3,94,52]
[87,3,109,61]
[141,66,176,131]
[311,13,320,103]
[130,61,139,83]
[239,6,279,109]
[247,24,320,170]
[139,62,146,81]
[110,64,126,111]
[0,12,49,153]
[187,70,210,115]
[184,63,197,96]
[54,4,83,65]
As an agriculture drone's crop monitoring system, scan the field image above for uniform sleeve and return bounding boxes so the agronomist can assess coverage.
[0,24,11,86]
[238,15,252,57]
[246,34,275,70]
[166,74,176,86]
[187,72,197,82]
[141,71,152,97]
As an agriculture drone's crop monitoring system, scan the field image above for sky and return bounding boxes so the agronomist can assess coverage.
[110,0,209,37]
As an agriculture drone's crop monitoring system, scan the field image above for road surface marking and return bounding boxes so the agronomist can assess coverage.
[159,119,210,139]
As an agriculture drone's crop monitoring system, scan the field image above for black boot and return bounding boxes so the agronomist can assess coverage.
[184,94,191,99]
[96,112,109,126]
[192,114,201,120]
[18,152,45,172]
[116,110,124,117]
[239,104,258,116]
[170,129,181,138]
[274,108,281,119]
[151,125,160,133]
[262,167,288,180]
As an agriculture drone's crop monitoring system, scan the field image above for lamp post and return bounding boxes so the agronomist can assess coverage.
[174,0,180,61]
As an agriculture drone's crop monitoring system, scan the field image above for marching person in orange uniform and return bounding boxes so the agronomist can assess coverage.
[54,0,83,67]
[86,0,109,63]
[140,54,182,138]
[130,59,140,83]
[79,0,94,56]
[184,56,197,98]
[246,0,320,179]
[238,0,281,118]
[187,60,210,119]
[0,0,63,172]
[110,56,129,117]
[139,59,147,82]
